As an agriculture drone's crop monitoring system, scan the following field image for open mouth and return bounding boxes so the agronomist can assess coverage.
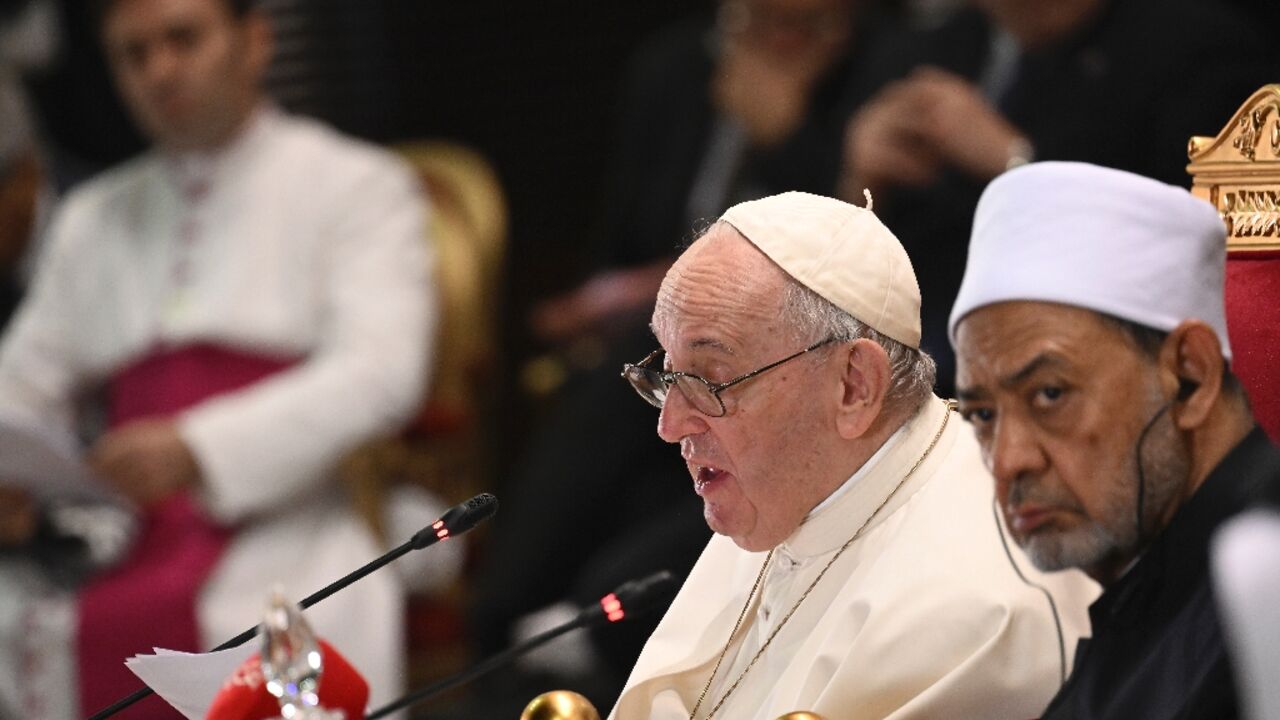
[694,465,729,495]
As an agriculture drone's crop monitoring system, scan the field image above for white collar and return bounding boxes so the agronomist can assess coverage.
[807,422,908,518]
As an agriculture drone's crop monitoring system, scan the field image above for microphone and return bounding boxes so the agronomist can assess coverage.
[85,493,499,720]
[411,492,499,548]
[365,570,679,719]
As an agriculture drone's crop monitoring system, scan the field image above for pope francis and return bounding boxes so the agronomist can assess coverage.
[613,191,1096,719]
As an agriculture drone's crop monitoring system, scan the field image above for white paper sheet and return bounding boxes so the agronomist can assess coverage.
[125,643,258,720]
[0,412,114,503]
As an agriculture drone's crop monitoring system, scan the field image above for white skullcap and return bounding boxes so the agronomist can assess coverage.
[721,191,922,348]
[949,162,1231,358]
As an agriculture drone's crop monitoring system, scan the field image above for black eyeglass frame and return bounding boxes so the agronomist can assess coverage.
[620,336,840,417]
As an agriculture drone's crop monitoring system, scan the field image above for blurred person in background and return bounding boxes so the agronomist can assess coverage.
[466,0,892,711]
[839,0,1276,396]
[531,0,863,346]
[0,0,434,716]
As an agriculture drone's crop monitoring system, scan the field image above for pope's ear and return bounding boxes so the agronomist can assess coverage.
[835,338,889,440]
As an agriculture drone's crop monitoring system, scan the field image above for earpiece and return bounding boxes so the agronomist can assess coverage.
[1176,377,1199,402]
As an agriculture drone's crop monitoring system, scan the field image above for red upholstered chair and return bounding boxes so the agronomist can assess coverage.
[1188,84,1280,444]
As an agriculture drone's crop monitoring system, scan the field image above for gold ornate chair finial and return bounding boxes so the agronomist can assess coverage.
[1187,83,1280,251]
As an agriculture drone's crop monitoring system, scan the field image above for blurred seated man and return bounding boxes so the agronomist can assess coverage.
[611,191,1095,719]
[839,0,1275,394]
[950,162,1280,719]
[0,0,432,716]
[532,0,867,345]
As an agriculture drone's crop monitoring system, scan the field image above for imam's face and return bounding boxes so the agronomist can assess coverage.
[954,301,1189,578]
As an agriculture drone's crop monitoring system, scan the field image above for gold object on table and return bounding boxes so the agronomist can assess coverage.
[1187,84,1280,251]
[520,690,601,720]
[774,714,827,720]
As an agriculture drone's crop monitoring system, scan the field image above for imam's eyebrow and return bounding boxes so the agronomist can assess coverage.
[957,353,1069,402]
[999,353,1068,389]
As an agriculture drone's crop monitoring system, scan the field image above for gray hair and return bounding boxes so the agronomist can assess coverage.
[780,279,937,417]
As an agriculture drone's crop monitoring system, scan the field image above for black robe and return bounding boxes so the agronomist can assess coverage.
[1041,427,1280,720]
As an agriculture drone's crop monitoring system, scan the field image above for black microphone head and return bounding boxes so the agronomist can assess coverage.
[442,492,499,533]
[593,570,678,625]
[411,493,499,549]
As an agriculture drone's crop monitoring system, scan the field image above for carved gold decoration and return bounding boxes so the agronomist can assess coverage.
[520,691,601,720]
[1221,189,1280,238]
[1232,105,1275,161]
[1187,84,1280,251]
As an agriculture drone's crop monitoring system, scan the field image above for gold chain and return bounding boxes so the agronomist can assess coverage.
[688,404,952,720]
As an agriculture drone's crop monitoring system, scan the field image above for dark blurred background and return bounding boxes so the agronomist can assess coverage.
[7,0,1278,716]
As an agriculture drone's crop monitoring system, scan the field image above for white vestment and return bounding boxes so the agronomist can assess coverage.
[611,397,1098,720]
[0,107,434,718]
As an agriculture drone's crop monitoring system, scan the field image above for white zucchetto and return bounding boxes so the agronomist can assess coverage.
[721,191,922,348]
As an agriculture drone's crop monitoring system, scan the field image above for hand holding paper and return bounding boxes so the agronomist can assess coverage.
[0,412,116,505]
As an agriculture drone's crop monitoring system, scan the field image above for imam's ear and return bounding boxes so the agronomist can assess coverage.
[1162,321,1223,429]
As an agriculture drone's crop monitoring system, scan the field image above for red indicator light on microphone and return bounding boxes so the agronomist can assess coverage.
[600,593,625,622]
[432,520,445,530]
[436,528,450,540]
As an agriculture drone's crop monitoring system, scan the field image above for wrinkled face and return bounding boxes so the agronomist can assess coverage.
[652,224,840,551]
[954,302,1189,578]
[103,0,268,151]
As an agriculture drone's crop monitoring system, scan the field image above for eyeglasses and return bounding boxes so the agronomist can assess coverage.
[620,337,839,418]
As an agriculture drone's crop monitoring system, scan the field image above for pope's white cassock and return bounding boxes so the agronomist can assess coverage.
[0,107,432,718]
[612,397,1098,720]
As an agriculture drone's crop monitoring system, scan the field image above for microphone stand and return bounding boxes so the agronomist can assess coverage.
[84,493,498,720]
[365,570,677,719]
[365,611,595,719]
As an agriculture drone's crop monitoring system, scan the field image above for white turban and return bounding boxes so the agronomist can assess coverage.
[948,162,1231,358]
[721,191,922,348]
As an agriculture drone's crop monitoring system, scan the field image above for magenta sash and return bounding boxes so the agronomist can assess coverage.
[77,344,297,719]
